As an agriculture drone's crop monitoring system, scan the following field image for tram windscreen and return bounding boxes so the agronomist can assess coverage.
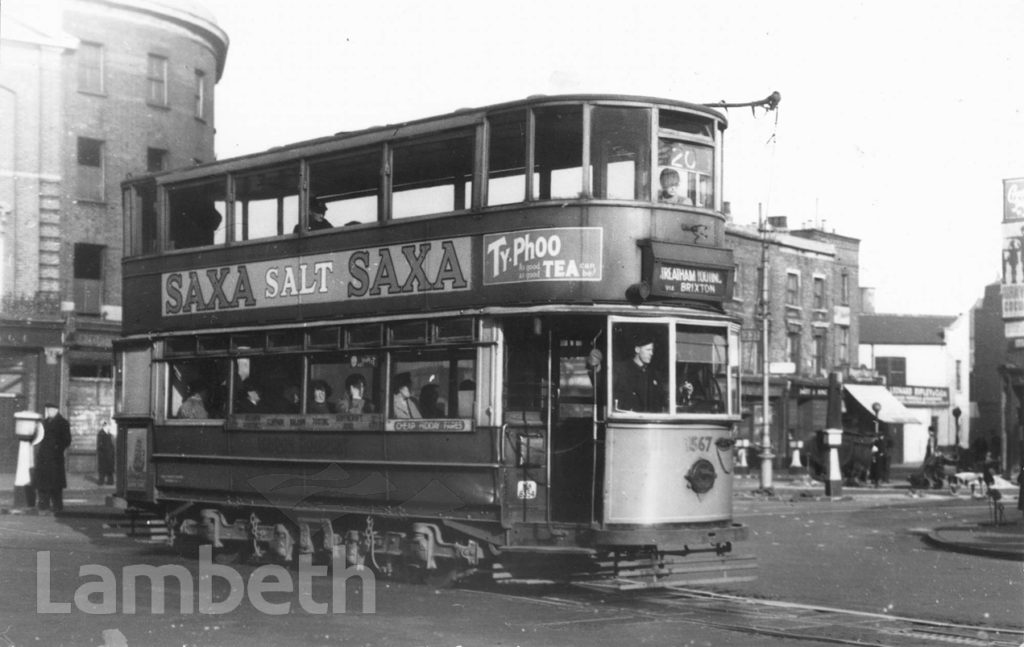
[675,324,726,413]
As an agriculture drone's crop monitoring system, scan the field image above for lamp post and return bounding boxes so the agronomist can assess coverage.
[952,406,962,449]
[758,209,774,492]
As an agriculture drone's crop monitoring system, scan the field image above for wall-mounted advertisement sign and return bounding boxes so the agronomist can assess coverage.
[1000,217,1024,332]
[483,227,602,285]
[161,237,471,317]
[1003,177,1024,222]
[890,385,950,407]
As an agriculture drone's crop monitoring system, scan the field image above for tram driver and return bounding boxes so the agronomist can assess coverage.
[613,334,667,413]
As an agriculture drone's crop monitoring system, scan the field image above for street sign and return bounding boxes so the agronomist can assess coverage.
[741,328,761,342]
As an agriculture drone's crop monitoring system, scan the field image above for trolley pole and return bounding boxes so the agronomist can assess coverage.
[758,210,774,491]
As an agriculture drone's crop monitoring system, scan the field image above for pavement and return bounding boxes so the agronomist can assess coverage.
[1,468,1022,560]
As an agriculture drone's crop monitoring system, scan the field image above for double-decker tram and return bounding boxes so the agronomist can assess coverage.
[116,93,759,588]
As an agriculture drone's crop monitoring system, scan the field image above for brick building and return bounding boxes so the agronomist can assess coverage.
[725,217,862,468]
[0,0,227,471]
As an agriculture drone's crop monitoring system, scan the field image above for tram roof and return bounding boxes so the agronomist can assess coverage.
[124,93,727,186]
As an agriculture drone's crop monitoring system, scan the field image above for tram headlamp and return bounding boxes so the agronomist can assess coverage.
[626,281,651,304]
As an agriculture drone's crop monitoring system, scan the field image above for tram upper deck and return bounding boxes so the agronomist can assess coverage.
[121,94,734,335]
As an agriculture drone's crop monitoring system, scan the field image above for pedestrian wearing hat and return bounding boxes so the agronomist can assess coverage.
[35,403,71,514]
[96,419,115,486]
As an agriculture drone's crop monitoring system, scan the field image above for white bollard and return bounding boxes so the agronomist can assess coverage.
[789,440,803,468]
[736,439,749,469]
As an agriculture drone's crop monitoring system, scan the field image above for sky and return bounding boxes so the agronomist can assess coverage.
[200,0,1024,316]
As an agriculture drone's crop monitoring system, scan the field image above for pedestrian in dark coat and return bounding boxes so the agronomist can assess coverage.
[96,419,115,485]
[35,403,72,513]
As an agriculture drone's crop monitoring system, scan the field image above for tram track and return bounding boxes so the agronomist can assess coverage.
[467,581,1024,646]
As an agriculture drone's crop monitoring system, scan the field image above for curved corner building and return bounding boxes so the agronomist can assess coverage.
[0,0,228,472]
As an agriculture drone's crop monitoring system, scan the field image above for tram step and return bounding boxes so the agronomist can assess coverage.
[575,554,758,591]
[104,513,168,539]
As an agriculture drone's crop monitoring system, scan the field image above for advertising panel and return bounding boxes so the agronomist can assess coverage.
[1003,177,1024,222]
[161,237,471,317]
[482,227,602,285]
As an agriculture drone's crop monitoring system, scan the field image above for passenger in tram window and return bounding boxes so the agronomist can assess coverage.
[419,383,447,418]
[391,373,422,419]
[658,168,694,206]
[613,334,667,413]
[293,197,333,233]
[177,380,210,419]
[335,374,375,414]
[308,380,334,414]
[235,379,266,414]
[281,385,301,413]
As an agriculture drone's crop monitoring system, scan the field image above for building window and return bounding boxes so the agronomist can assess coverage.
[875,356,906,387]
[74,243,104,315]
[837,325,849,365]
[77,42,104,94]
[813,276,826,309]
[741,339,760,375]
[70,362,113,379]
[813,334,826,374]
[194,70,206,119]
[77,137,104,201]
[147,54,168,106]
[786,331,801,367]
[841,270,850,305]
[785,272,800,306]
[147,148,167,173]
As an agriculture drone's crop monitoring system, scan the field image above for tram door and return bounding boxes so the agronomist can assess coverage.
[549,319,603,523]
[504,316,603,524]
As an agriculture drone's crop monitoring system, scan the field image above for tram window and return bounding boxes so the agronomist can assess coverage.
[487,111,527,206]
[309,353,380,415]
[434,318,474,342]
[504,320,547,412]
[659,110,714,138]
[534,105,583,200]
[346,323,383,347]
[197,335,229,354]
[308,327,340,349]
[657,140,713,208]
[167,179,226,250]
[234,165,300,240]
[231,333,263,352]
[389,321,428,344]
[392,132,474,219]
[675,324,727,414]
[309,150,381,226]
[128,182,158,255]
[165,337,197,356]
[611,322,669,414]
[590,106,650,200]
[167,358,231,419]
[268,330,303,350]
[232,355,304,414]
[390,349,474,419]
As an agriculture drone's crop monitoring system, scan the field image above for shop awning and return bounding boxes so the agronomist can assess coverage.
[844,384,921,424]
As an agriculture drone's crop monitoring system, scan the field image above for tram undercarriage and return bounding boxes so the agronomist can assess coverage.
[166,502,755,591]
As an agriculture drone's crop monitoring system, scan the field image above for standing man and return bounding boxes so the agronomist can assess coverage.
[96,419,116,486]
[35,403,71,514]
[613,334,667,413]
